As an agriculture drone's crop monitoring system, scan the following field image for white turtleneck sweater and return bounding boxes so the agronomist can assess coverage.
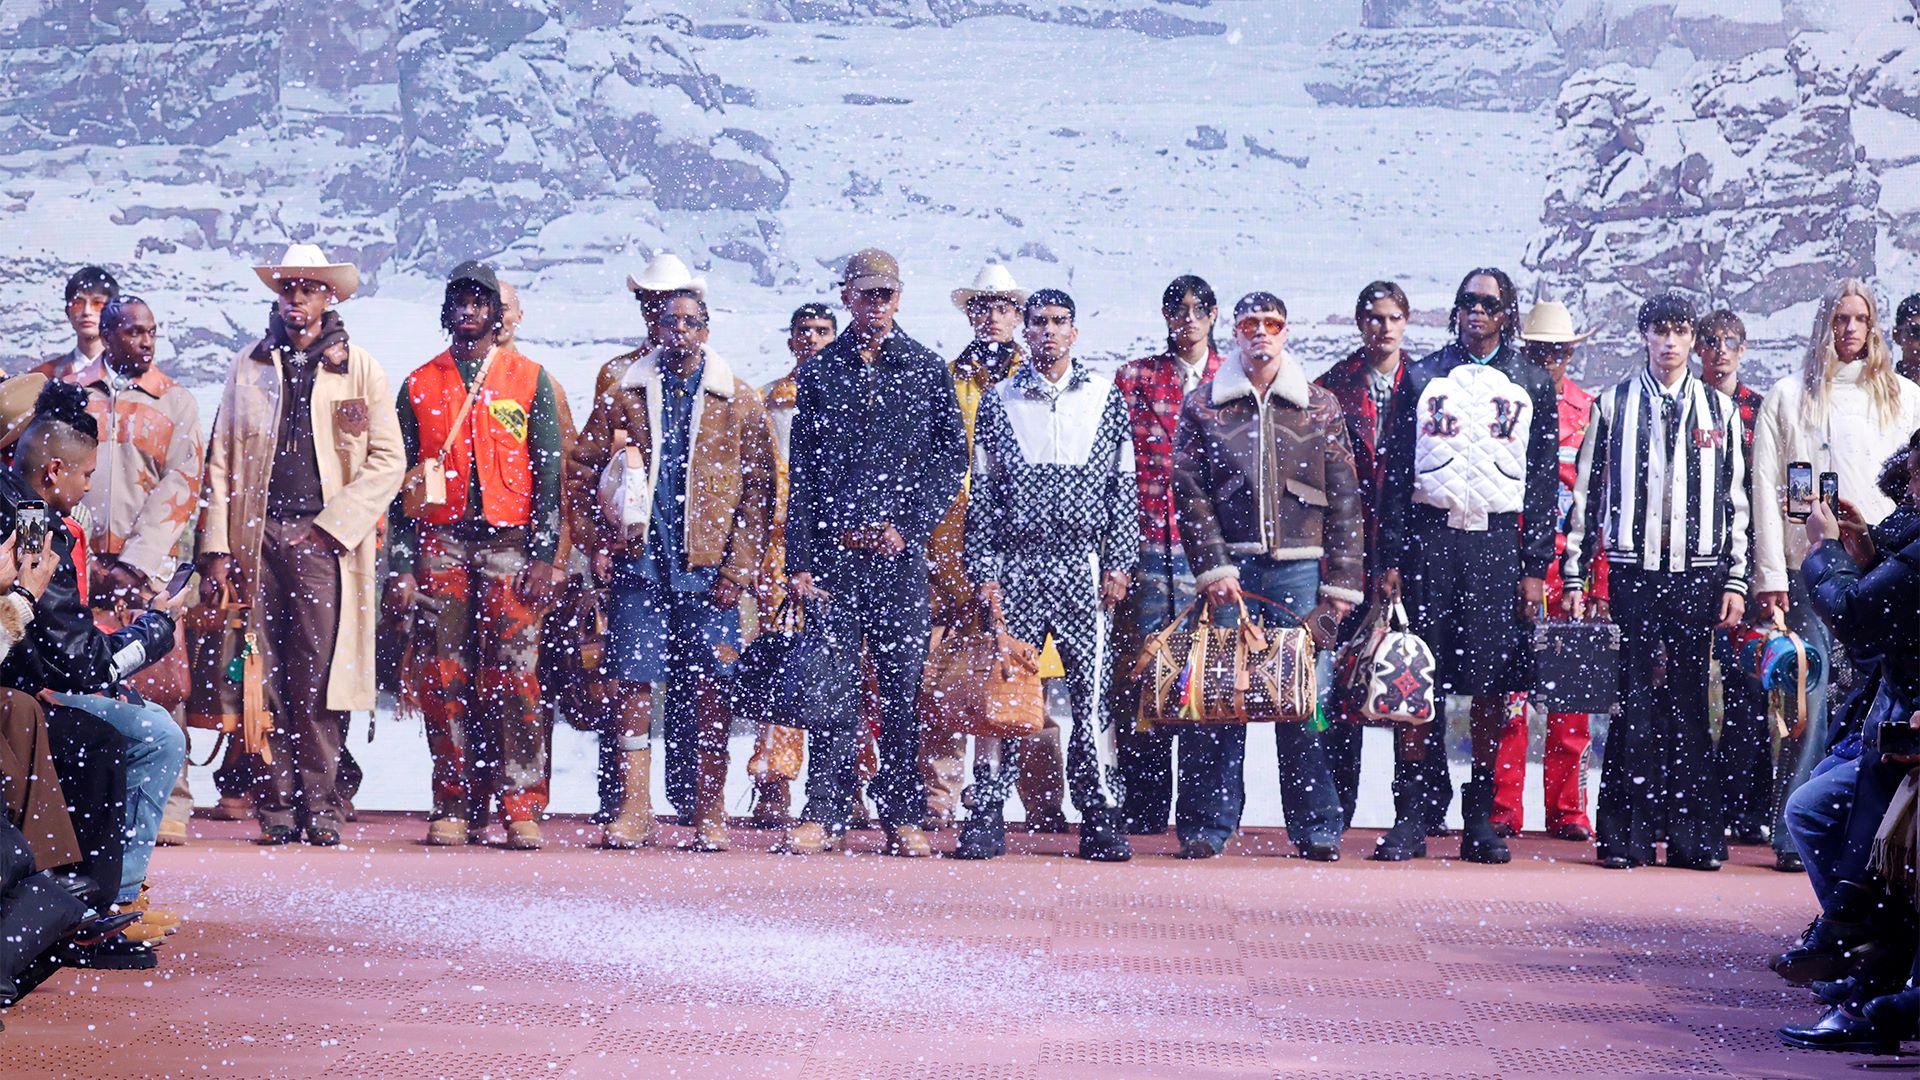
[1750,360,1920,592]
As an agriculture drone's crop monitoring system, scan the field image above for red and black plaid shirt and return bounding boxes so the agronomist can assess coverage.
[1115,348,1221,549]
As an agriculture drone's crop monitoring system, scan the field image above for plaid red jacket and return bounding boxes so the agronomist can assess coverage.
[1115,347,1221,548]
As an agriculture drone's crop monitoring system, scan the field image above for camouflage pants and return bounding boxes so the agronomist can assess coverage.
[413,528,548,824]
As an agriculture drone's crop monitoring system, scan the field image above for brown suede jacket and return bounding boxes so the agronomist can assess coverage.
[1171,352,1366,604]
[570,345,775,587]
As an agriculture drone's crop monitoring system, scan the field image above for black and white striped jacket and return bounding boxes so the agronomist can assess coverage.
[1563,368,1750,593]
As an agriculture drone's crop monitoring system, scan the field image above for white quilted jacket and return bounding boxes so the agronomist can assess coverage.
[1411,363,1533,530]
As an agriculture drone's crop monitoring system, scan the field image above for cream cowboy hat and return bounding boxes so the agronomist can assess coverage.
[1519,300,1594,344]
[626,252,706,297]
[253,244,360,302]
[951,263,1027,313]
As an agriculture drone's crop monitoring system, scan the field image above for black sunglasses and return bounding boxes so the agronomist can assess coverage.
[1456,293,1504,314]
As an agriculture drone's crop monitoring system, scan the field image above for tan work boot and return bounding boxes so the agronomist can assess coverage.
[602,748,659,849]
[780,820,839,855]
[207,795,253,821]
[506,820,544,850]
[156,817,189,846]
[749,775,791,828]
[680,752,730,853]
[882,823,933,858]
[426,817,468,846]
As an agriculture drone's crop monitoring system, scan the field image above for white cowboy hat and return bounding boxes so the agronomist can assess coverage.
[1519,300,1594,344]
[253,243,360,302]
[626,252,706,297]
[951,263,1027,313]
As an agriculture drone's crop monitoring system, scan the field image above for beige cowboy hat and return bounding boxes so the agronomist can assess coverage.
[1519,300,1594,344]
[254,243,360,302]
[626,252,706,297]
[951,263,1027,313]
[0,373,49,452]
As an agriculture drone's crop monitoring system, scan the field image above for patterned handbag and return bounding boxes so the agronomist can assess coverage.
[1359,599,1437,725]
[1132,598,1316,724]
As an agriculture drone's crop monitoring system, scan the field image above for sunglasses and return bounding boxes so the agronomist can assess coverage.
[1235,316,1286,336]
[1164,304,1213,323]
[855,287,898,303]
[1456,293,1504,314]
[660,314,707,329]
[1698,334,1743,350]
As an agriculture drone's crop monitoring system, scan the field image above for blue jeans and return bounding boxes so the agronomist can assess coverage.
[46,693,184,904]
[1773,572,1837,855]
[1175,556,1343,851]
[1784,752,1855,914]
[1112,543,1195,831]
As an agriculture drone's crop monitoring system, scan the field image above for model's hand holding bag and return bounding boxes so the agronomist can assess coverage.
[1350,598,1437,724]
[731,596,858,735]
[1529,605,1622,715]
[1133,596,1316,725]
[918,596,1045,739]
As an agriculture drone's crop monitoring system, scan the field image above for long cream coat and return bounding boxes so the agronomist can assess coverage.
[198,341,406,712]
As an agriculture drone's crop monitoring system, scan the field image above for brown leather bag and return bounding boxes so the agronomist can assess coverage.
[183,584,273,765]
[398,348,496,519]
[1133,598,1316,725]
[918,597,1045,739]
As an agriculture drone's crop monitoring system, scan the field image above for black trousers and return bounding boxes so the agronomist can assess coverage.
[42,703,127,910]
[0,817,84,999]
[1597,567,1728,865]
[802,549,932,830]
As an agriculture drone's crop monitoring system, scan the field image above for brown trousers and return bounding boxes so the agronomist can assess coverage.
[254,517,348,831]
[1,688,82,869]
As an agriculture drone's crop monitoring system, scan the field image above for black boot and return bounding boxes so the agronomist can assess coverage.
[952,805,1007,860]
[1779,1004,1899,1054]
[1458,777,1510,865]
[1078,808,1133,862]
[1371,753,1433,862]
[1864,986,1920,1040]
[1773,881,1890,985]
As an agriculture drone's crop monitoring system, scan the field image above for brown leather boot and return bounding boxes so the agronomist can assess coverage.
[602,748,659,849]
[681,752,730,852]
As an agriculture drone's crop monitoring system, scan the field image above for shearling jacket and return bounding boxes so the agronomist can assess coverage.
[1171,352,1366,603]
[571,345,775,588]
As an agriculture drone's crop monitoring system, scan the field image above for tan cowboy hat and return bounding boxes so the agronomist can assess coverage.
[1519,300,1593,344]
[626,252,706,297]
[0,373,49,452]
[951,263,1027,313]
[254,244,360,302]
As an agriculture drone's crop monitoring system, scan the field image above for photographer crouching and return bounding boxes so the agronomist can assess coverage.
[1777,430,1920,1053]
[0,381,185,969]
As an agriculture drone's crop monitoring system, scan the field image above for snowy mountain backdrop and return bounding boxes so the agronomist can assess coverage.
[5,0,1920,405]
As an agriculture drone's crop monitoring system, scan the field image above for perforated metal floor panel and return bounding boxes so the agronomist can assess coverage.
[0,812,1878,1079]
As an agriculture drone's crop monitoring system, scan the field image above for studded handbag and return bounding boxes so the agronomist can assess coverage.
[1133,598,1316,725]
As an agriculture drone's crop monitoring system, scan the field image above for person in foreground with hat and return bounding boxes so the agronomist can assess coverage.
[387,261,566,850]
[43,266,119,382]
[960,288,1137,861]
[198,245,404,846]
[782,248,967,856]
[1487,300,1607,842]
[572,286,774,852]
[583,252,709,820]
[1563,290,1749,870]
